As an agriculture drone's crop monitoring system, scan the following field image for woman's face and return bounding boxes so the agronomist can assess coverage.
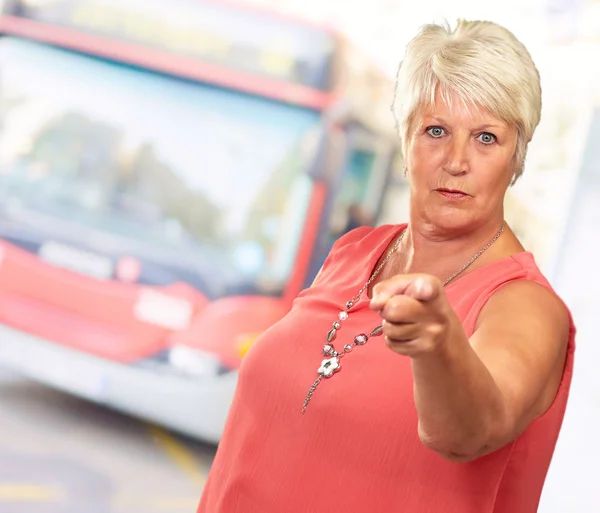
[405,91,518,234]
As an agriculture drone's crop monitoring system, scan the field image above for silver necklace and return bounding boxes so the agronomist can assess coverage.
[301,223,505,413]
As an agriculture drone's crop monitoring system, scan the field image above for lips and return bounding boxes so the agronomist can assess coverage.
[435,188,470,199]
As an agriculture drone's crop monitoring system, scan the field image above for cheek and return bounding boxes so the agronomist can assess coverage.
[464,147,513,192]
[409,169,431,199]
[484,160,514,190]
[408,136,450,177]
[472,173,510,210]
[408,146,438,181]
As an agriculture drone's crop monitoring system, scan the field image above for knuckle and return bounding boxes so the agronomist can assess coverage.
[385,298,402,318]
[423,340,437,353]
[384,296,410,320]
[427,323,445,337]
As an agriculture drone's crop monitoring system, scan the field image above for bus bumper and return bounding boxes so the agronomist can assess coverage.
[0,323,237,444]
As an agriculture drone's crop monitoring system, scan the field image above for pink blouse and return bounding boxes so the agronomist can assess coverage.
[198,224,575,513]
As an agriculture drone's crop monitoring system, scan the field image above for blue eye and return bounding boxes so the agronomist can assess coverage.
[426,126,445,138]
[477,132,496,145]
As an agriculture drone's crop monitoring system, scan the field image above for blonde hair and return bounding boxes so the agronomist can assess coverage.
[391,20,542,183]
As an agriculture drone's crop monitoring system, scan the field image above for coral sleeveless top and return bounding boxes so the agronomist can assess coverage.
[198,224,575,513]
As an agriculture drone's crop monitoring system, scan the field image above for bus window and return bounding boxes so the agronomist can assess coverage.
[334,149,377,233]
[0,37,321,298]
[329,129,391,239]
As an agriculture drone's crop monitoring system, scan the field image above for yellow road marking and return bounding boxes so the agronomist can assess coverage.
[148,425,207,488]
[0,483,65,502]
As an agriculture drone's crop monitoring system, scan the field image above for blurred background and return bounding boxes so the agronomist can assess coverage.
[0,0,597,511]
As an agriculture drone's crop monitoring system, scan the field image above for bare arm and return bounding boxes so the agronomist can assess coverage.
[371,277,570,462]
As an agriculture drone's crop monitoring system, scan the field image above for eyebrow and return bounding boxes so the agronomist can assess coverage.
[427,116,504,131]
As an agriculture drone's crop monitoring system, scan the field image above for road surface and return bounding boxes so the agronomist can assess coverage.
[0,369,216,513]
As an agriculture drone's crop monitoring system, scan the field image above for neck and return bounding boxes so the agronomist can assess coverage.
[397,212,517,282]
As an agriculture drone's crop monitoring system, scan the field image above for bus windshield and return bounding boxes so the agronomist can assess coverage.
[0,38,322,297]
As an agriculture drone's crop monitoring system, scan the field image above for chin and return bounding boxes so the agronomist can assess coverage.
[424,210,478,234]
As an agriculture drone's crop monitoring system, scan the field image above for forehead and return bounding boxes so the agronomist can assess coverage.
[418,90,506,127]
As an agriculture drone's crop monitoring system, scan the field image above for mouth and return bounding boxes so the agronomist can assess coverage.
[435,188,471,200]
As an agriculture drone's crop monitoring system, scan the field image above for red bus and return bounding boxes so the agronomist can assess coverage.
[0,0,401,442]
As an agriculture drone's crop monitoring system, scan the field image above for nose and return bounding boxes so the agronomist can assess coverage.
[443,135,469,175]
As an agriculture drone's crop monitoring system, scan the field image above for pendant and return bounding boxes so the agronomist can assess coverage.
[302,356,341,414]
[318,356,341,378]
[302,327,384,414]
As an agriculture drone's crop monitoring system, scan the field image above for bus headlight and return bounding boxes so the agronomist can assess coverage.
[134,289,193,331]
[236,332,261,357]
[168,345,224,377]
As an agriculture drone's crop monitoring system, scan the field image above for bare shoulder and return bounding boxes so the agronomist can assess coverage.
[475,279,570,340]
[470,279,570,424]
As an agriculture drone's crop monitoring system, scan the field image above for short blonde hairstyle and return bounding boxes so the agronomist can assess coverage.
[391,20,542,183]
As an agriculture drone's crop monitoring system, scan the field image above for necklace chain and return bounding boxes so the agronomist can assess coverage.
[301,222,505,414]
[354,222,505,305]
[441,224,505,287]
[346,233,403,309]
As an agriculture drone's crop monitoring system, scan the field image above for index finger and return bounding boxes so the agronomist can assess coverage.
[369,274,439,310]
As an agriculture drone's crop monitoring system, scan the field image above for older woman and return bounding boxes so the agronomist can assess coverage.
[197,19,575,513]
